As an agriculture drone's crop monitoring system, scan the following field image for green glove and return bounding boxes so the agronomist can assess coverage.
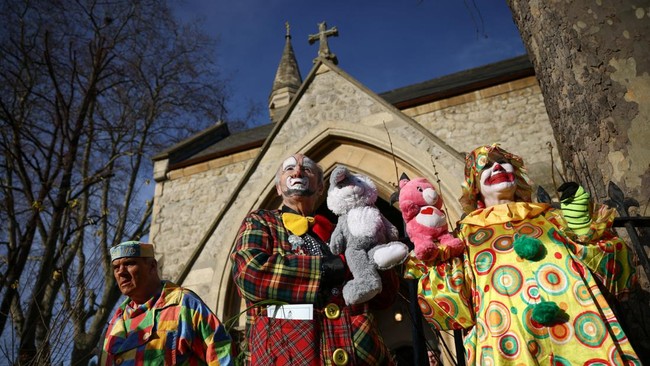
[558,182,592,235]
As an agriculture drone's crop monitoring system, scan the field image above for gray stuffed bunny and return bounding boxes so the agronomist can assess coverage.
[326,165,409,305]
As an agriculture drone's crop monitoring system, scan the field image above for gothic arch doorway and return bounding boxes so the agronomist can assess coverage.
[220,136,458,363]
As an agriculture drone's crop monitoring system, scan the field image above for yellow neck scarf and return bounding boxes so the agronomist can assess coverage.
[282,212,315,236]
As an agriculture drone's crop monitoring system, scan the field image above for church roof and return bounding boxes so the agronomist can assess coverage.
[191,123,273,161]
[156,123,274,170]
[380,55,533,109]
[155,55,534,170]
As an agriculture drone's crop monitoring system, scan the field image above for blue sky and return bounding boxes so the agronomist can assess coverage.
[172,0,526,124]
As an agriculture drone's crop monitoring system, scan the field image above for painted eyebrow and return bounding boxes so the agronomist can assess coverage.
[282,157,298,168]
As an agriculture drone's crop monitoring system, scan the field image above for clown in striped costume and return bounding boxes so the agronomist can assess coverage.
[101,241,232,365]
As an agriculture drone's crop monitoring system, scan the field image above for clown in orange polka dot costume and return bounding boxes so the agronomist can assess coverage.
[405,144,640,365]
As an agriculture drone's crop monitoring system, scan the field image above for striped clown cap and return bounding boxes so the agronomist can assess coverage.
[459,143,533,214]
[110,241,155,261]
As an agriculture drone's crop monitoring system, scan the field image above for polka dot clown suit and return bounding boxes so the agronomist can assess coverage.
[405,144,640,365]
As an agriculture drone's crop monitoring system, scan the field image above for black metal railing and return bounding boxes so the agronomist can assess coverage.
[606,182,650,281]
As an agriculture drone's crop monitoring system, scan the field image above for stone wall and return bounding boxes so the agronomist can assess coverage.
[405,76,563,193]
[150,150,256,281]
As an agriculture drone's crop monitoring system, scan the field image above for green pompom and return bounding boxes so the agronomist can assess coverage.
[513,235,541,260]
[532,301,560,325]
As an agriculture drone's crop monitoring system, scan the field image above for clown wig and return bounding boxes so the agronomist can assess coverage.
[459,144,533,214]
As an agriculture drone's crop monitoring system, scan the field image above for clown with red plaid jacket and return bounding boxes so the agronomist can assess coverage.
[231,154,399,365]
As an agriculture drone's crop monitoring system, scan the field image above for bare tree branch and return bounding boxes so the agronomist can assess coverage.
[0,0,233,363]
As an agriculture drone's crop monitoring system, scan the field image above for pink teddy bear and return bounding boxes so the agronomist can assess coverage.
[398,177,464,261]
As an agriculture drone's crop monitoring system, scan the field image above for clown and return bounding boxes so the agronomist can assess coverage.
[232,154,399,365]
[101,241,232,365]
[406,144,640,365]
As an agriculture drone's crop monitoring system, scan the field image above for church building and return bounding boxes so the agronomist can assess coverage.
[149,23,561,364]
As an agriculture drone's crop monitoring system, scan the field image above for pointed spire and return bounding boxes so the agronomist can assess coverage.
[269,22,303,123]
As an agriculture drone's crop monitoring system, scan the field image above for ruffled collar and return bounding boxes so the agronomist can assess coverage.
[460,202,550,226]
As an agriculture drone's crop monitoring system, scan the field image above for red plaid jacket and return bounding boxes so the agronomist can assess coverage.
[231,209,398,365]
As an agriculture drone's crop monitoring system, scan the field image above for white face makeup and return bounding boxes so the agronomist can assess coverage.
[479,161,516,204]
[276,155,320,197]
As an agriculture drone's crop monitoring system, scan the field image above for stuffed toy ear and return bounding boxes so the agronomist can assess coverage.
[399,178,409,189]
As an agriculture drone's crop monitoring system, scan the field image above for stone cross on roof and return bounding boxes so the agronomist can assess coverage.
[308,21,338,64]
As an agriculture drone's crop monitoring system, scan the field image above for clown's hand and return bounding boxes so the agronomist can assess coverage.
[558,182,592,236]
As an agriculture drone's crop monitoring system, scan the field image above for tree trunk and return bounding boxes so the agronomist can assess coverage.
[507,0,650,359]
[507,0,649,207]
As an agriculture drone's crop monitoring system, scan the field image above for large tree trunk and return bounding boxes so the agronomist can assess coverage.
[507,0,650,359]
[507,0,649,208]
